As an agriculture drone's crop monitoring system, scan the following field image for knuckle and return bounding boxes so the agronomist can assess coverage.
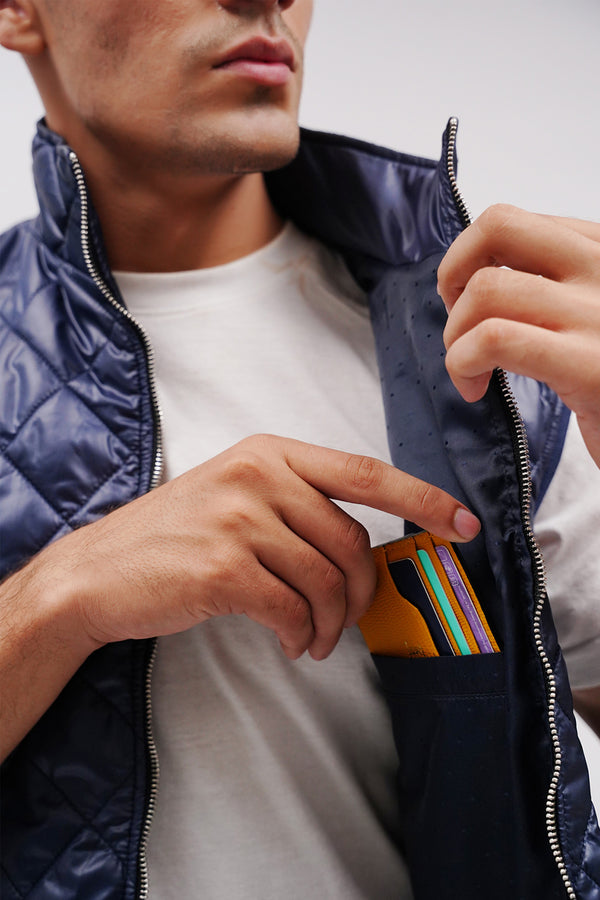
[413,481,444,519]
[478,202,519,236]
[208,463,262,523]
[282,593,312,633]
[344,454,383,493]
[469,266,500,300]
[222,449,266,487]
[219,499,258,537]
[321,561,346,599]
[341,517,371,558]
[477,317,509,353]
[241,433,278,455]
[208,543,247,588]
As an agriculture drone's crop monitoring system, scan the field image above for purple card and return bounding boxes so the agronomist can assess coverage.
[434,545,494,654]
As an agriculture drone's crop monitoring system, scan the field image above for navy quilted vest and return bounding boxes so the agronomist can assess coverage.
[1,120,599,899]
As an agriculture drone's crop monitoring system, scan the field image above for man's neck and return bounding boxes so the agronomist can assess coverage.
[36,67,289,272]
[85,165,284,273]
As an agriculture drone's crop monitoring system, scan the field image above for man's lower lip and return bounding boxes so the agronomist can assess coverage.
[216,59,292,86]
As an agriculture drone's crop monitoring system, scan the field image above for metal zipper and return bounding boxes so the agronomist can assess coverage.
[136,636,159,900]
[69,153,164,492]
[69,151,162,900]
[445,117,472,230]
[445,119,576,899]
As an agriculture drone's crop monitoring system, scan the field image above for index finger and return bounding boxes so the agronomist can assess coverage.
[438,204,600,310]
[545,213,600,244]
[280,438,481,543]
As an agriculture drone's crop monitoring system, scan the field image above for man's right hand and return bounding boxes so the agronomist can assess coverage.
[0,434,479,760]
[64,434,480,661]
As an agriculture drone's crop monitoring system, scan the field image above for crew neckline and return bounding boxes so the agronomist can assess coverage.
[114,220,303,281]
[114,222,317,315]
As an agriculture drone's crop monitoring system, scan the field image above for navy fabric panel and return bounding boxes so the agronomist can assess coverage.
[31,124,89,271]
[372,653,566,899]
[1,640,151,899]
[0,126,157,897]
[508,373,571,513]
[266,125,462,287]
[0,205,155,579]
[368,253,571,896]
[552,646,600,898]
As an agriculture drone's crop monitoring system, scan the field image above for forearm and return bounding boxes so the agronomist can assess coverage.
[0,537,100,762]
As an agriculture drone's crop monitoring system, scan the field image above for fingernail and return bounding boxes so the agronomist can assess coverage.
[454,507,481,541]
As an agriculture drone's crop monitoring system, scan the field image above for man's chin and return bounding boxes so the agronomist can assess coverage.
[134,116,302,177]
[230,146,299,175]
[222,128,301,176]
[191,106,302,176]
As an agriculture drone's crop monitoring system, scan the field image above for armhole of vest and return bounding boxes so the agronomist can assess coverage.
[534,400,571,513]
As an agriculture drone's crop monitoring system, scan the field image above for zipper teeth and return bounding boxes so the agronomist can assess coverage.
[446,117,472,229]
[69,151,162,900]
[69,152,164,491]
[137,637,159,900]
[445,124,575,899]
[498,373,575,900]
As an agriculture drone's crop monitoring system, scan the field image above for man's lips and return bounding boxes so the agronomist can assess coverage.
[213,37,295,87]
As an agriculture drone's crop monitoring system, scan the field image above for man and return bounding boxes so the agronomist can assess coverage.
[0,0,599,898]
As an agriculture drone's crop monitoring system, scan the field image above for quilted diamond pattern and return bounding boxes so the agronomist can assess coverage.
[0,316,62,444]
[8,388,131,517]
[0,220,154,577]
[0,128,156,898]
[1,640,150,899]
[0,454,65,570]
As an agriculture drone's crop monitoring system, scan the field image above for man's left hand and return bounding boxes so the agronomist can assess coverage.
[438,204,600,468]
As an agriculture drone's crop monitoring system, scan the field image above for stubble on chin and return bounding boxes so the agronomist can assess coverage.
[161,89,302,177]
[229,96,302,174]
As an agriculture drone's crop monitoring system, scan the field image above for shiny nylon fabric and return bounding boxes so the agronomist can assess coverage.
[1,125,156,899]
[0,121,598,898]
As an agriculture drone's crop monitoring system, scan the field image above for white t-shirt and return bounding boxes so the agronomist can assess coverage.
[534,420,600,689]
[115,222,600,899]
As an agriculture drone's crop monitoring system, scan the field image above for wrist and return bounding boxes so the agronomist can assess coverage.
[0,534,107,761]
[16,531,106,661]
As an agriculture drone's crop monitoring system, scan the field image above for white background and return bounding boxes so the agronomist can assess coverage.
[1,0,599,804]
